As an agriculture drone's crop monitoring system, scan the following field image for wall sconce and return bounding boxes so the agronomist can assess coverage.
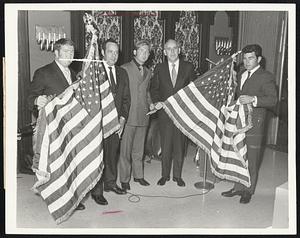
[215,37,232,56]
[36,25,66,51]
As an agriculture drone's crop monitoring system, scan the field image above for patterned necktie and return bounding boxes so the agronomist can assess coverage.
[139,65,144,77]
[108,66,116,94]
[171,63,177,87]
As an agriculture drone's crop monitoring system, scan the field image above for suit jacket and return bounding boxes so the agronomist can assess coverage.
[121,60,152,126]
[103,64,131,121]
[28,61,77,111]
[236,67,277,141]
[150,59,196,123]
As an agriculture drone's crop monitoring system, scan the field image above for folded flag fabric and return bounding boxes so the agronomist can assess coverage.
[32,39,119,224]
[163,57,252,187]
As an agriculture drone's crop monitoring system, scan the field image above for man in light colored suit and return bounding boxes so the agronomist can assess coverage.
[221,44,277,204]
[119,39,154,191]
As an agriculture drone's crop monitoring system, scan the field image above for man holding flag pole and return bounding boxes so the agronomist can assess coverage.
[31,19,121,223]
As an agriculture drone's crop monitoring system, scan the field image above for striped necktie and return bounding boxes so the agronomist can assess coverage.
[171,63,177,87]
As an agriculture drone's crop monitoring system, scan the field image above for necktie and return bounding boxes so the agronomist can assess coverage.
[108,66,116,94]
[64,67,72,85]
[171,63,177,87]
[246,71,251,80]
[241,71,251,90]
[139,65,144,77]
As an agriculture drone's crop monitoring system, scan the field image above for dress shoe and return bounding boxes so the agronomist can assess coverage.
[240,191,252,204]
[157,177,170,186]
[221,188,243,197]
[92,194,108,205]
[104,185,126,194]
[75,203,85,210]
[134,178,150,186]
[121,182,130,191]
[173,177,186,187]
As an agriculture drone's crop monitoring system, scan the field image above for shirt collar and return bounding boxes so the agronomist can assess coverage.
[168,59,179,68]
[246,65,260,75]
[103,61,115,71]
[55,60,69,72]
[133,58,143,69]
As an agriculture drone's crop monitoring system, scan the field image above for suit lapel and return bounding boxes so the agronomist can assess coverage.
[115,66,120,91]
[241,67,262,93]
[175,60,185,88]
[52,61,69,85]
[163,61,173,88]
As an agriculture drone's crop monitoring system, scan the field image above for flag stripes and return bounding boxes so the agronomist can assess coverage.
[32,40,120,223]
[163,58,251,187]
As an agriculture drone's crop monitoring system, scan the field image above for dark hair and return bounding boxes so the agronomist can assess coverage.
[134,39,151,51]
[53,38,75,51]
[102,38,119,51]
[242,44,262,58]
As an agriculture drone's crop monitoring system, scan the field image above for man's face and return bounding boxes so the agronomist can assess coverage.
[102,42,119,66]
[134,44,150,65]
[243,52,261,71]
[164,40,180,63]
[55,44,74,67]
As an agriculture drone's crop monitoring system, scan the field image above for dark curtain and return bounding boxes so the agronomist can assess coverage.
[18,11,33,173]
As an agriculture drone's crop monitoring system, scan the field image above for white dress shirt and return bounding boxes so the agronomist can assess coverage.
[168,59,179,79]
[55,60,72,85]
[240,65,260,107]
[103,61,117,85]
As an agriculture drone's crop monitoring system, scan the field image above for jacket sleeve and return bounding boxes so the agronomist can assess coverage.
[27,69,45,112]
[150,65,160,103]
[120,70,131,120]
[256,73,278,108]
[188,63,197,82]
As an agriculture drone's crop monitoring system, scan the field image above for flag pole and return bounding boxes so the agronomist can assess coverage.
[194,148,214,192]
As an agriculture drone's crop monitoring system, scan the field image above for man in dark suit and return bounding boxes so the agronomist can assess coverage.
[28,38,86,211]
[91,39,130,206]
[221,44,277,204]
[119,39,153,191]
[150,39,196,187]
[28,38,77,115]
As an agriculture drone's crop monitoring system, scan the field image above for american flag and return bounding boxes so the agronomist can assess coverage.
[163,57,252,187]
[32,41,119,224]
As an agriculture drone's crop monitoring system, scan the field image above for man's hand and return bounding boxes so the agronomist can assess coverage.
[149,103,155,111]
[154,102,163,110]
[35,95,48,109]
[238,95,255,104]
[117,117,126,138]
[35,95,55,110]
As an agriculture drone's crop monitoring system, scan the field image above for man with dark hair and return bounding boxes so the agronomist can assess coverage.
[28,38,86,211]
[119,39,154,191]
[221,44,277,204]
[28,38,77,114]
[91,38,131,205]
[150,39,196,187]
